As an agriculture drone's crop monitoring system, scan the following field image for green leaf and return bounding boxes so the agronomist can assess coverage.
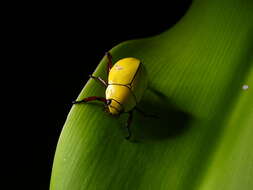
[50,0,253,189]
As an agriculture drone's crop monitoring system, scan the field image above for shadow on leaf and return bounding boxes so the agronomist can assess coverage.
[132,88,192,142]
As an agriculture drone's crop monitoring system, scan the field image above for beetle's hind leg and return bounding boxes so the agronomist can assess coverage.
[106,52,113,76]
[125,110,133,140]
[135,107,159,118]
[89,75,107,87]
[89,51,113,87]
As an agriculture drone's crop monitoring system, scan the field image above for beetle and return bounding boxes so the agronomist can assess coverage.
[72,52,149,140]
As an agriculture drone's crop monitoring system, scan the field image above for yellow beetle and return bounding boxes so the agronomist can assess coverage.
[73,52,148,139]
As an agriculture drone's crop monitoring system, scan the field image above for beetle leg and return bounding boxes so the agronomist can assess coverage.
[125,110,133,140]
[72,96,107,104]
[89,75,107,87]
[135,107,159,118]
[106,52,113,76]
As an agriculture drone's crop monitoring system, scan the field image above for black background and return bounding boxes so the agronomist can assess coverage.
[17,1,192,189]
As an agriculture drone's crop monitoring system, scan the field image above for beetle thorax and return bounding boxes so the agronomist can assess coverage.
[105,84,136,114]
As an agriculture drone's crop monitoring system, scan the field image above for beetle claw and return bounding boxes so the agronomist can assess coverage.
[72,100,83,104]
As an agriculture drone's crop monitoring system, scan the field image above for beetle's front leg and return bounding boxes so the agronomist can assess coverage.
[125,110,133,140]
[72,96,107,104]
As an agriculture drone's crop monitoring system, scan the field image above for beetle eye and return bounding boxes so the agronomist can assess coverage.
[106,99,112,105]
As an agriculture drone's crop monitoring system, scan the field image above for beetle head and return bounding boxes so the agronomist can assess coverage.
[106,99,123,115]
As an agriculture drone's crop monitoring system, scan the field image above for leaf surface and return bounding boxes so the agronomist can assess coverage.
[51,0,253,189]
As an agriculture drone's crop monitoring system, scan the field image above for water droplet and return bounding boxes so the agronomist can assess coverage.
[242,84,249,90]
